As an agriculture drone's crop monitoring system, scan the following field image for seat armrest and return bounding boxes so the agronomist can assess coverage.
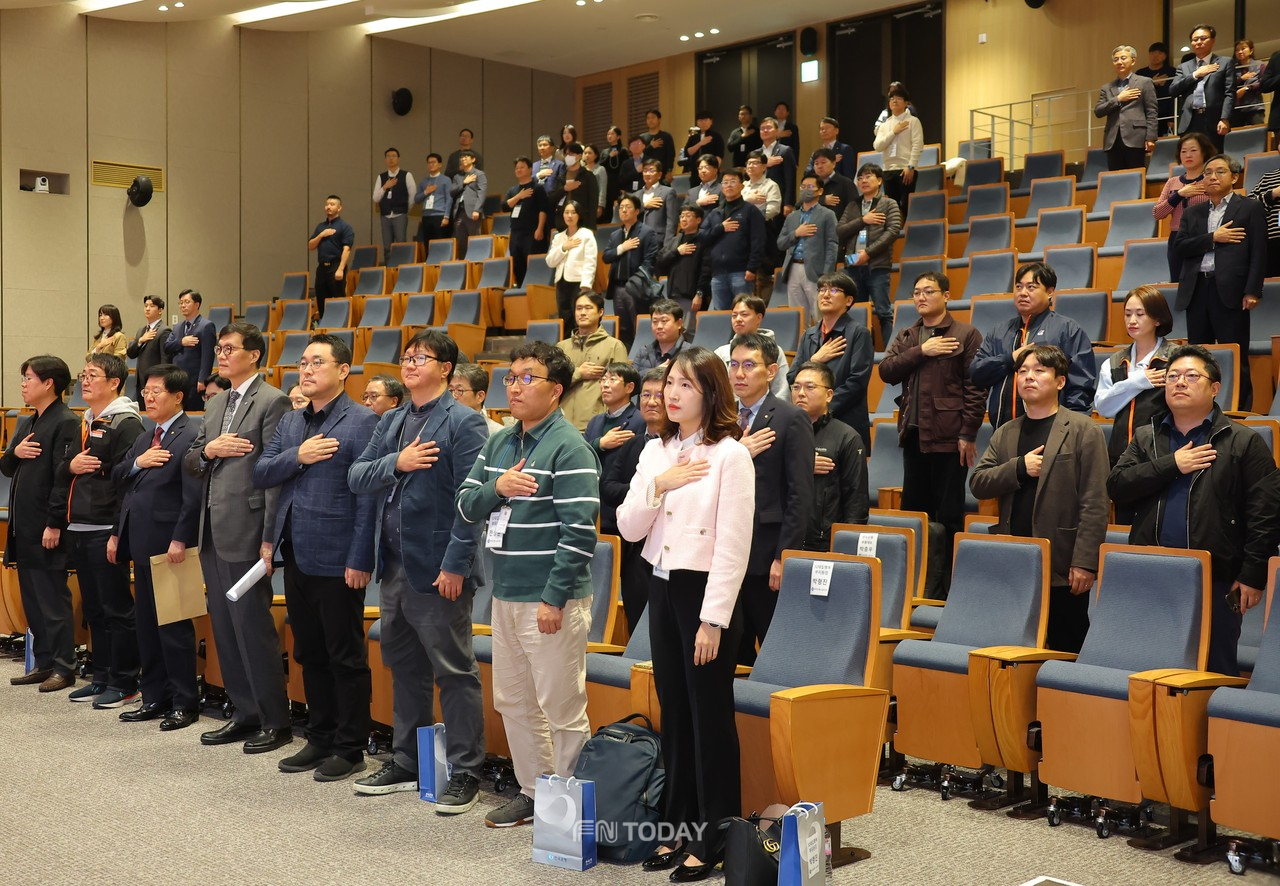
[472,624,492,636]
[1143,670,1249,690]
[734,664,753,677]
[880,628,933,643]
[969,645,1077,664]
[586,642,625,655]
[910,597,945,608]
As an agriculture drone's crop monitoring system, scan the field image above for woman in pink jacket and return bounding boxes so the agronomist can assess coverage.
[617,346,755,882]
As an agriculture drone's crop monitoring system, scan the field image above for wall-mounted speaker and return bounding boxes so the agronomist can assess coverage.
[1025,0,1047,7]
[392,88,413,116]
[799,27,818,57]
[127,175,153,207]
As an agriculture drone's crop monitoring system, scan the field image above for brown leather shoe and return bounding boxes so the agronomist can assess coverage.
[10,669,53,686]
[38,673,75,693]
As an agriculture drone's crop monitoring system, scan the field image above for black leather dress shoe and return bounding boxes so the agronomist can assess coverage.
[160,709,200,731]
[669,860,715,883]
[642,846,685,871]
[200,721,260,746]
[243,727,293,754]
[120,702,169,722]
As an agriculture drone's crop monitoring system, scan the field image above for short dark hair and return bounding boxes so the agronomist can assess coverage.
[459,127,474,138]
[800,172,822,188]
[405,328,460,381]
[1148,41,1168,53]
[642,159,665,173]
[811,147,837,164]
[369,374,406,405]
[21,355,73,398]
[720,167,745,184]
[511,340,573,391]
[887,81,911,101]
[1189,24,1215,40]
[204,373,230,393]
[617,193,642,213]
[646,108,662,119]
[1166,344,1222,383]
[775,101,791,113]
[86,353,128,394]
[454,363,489,394]
[427,152,443,164]
[1016,261,1058,291]
[604,362,640,390]
[385,147,400,157]
[696,110,712,120]
[576,290,605,312]
[326,194,342,204]
[143,363,189,400]
[794,360,835,388]
[179,289,201,306]
[1013,344,1070,378]
[817,272,858,301]
[914,271,951,293]
[642,367,667,385]
[650,298,684,325]
[820,116,840,129]
[1123,284,1174,337]
[308,332,352,366]
[514,155,532,168]
[732,293,767,315]
[143,294,165,310]
[730,331,780,367]
[738,104,754,115]
[857,163,884,180]
[746,150,766,165]
[697,155,720,170]
[563,142,584,157]
[679,204,705,219]
[1205,153,1243,175]
[220,321,266,364]
[459,150,477,161]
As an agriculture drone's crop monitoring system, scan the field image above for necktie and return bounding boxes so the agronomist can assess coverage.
[221,390,240,435]
[151,426,163,448]
[739,406,752,432]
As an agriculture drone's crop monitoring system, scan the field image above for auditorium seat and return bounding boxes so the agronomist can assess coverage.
[385,241,420,268]
[899,219,949,261]
[760,306,802,355]
[434,291,484,358]
[1097,200,1158,258]
[352,267,386,298]
[428,261,471,325]
[485,366,510,413]
[958,139,992,161]
[1042,244,1096,290]
[1018,205,1084,262]
[866,419,904,507]
[1073,148,1109,191]
[473,257,513,328]
[316,296,357,331]
[1086,170,1144,222]
[968,293,1014,338]
[957,249,1016,300]
[390,264,425,296]
[907,189,946,222]
[1225,126,1267,160]
[1010,150,1065,198]
[950,158,1005,205]
[279,272,309,301]
[400,294,436,329]
[344,247,379,297]
[1052,289,1110,343]
[733,550,888,860]
[949,214,1013,265]
[242,301,271,332]
[691,309,733,350]
[463,235,494,263]
[913,165,945,195]
[627,316,654,363]
[1145,137,1180,187]
[502,254,555,332]
[1015,176,1075,227]
[1243,152,1280,196]
[585,606,654,731]
[206,305,233,331]
[1111,238,1169,298]
[272,299,311,333]
[892,256,946,305]
[949,183,1010,234]
[524,319,563,345]
[357,296,394,330]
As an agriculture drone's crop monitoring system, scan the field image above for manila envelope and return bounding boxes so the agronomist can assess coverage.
[151,549,207,625]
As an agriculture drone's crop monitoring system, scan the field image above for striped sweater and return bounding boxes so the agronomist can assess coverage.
[456,408,600,607]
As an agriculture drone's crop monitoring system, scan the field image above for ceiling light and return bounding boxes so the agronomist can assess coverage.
[576,1,585,5]
[679,35,689,41]
[363,0,540,33]
[233,0,357,25]
[174,1,184,6]
[709,28,718,34]
[694,31,703,38]
[158,4,168,9]
[77,0,144,9]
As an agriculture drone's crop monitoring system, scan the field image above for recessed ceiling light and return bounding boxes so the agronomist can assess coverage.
[694,31,703,38]
[709,28,718,34]
[634,13,658,21]
[158,4,168,9]
[679,35,689,41]
[174,1,184,6]
[575,0,585,4]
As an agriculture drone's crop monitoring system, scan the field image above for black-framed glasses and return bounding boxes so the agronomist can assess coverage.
[79,372,107,382]
[1166,370,1206,385]
[214,345,247,357]
[790,382,831,394]
[503,372,551,387]
[297,359,332,372]
[728,360,764,373]
[911,288,942,297]
[447,385,473,396]
[400,353,440,367]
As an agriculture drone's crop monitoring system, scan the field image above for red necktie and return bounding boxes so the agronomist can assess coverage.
[152,426,163,448]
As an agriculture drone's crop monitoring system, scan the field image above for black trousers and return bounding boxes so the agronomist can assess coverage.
[649,570,742,861]
[609,282,640,349]
[314,260,343,320]
[17,565,75,676]
[555,279,581,340]
[282,544,370,760]
[417,214,449,245]
[66,528,139,692]
[1181,112,1225,153]
[1046,585,1090,654]
[1265,236,1280,280]
[1186,272,1252,409]
[618,540,650,634]
[1208,578,1243,676]
[125,533,198,710]
[900,433,969,598]
[1107,141,1147,172]
[883,168,915,215]
[736,572,775,666]
[453,212,482,262]
[508,232,545,287]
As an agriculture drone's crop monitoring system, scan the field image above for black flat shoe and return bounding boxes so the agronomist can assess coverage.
[159,709,200,731]
[120,702,169,722]
[669,860,715,883]
[642,846,685,871]
[200,721,260,746]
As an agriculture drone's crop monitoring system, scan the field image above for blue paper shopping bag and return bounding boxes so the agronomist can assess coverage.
[416,723,451,802]
[532,774,597,871]
[779,801,829,886]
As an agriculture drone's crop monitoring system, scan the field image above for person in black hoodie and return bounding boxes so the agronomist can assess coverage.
[3,355,80,692]
[701,168,765,310]
[59,354,145,707]
[657,205,713,325]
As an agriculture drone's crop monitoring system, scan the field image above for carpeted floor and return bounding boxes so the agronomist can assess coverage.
[0,652,1254,885]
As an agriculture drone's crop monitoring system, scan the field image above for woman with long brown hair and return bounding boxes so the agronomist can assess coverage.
[88,304,127,360]
[617,346,755,882]
[1095,285,1176,467]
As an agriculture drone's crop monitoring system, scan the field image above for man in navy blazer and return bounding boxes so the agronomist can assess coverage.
[731,332,815,664]
[1175,154,1268,410]
[253,333,379,783]
[162,289,216,410]
[1169,24,1235,151]
[348,329,489,810]
[759,117,797,210]
[111,365,203,731]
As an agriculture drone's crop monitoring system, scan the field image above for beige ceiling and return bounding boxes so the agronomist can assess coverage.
[8,0,900,77]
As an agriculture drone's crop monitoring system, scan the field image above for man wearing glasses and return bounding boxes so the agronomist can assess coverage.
[361,375,405,417]
[879,272,986,584]
[162,289,215,409]
[456,340,600,829]
[1169,24,1235,152]
[185,322,293,754]
[1110,345,1280,674]
[789,360,867,551]
[348,330,489,807]
[254,334,379,783]
[1174,153,1268,410]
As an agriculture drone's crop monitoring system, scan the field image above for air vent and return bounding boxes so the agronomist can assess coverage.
[91,161,165,191]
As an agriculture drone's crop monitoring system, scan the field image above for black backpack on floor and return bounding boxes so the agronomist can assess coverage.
[572,713,665,863]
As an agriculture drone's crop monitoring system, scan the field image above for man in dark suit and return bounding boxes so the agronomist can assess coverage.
[112,364,203,729]
[604,194,660,349]
[634,160,681,245]
[1169,24,1235,152]
[1095,44,1159,171]
[184,321,293,754]
[126,295,169,408]
[162,289,215,410]
[640,109,676,184]
[811,149,856,219]
[450,150,488,261]
[807,116,855,179]
[348,330,488,809]
[730,332,815,664]
[254,334,379,783]
[1175,153,1268,411]
[2,356,79,692]
[1262,51,1280,144]
[759,117,797,210]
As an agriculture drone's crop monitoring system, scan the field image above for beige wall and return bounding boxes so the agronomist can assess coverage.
[573,55,696,146]
[0,8,573,403]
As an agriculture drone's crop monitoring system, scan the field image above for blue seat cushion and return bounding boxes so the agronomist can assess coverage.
[1036,660,1131,701]
[586,653,636,689]
[734,679,789,718]
[1207,686,1280,729]
[367,618,382,642]
[473,635,493,664]
[1238,644,1259,673]
[893,638,973,675]
[910,605,943,631]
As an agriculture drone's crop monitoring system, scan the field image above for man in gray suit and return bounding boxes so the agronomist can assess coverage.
[777,172,839,322]
[1094,44,1159,171]
[1169,23,1235,152]
[183,321,293,754]
[126,295,169,408]
[450,150,488,262]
